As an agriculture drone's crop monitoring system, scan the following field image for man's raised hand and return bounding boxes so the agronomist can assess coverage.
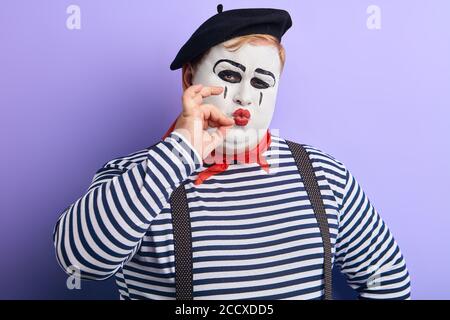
[173,84,235,160]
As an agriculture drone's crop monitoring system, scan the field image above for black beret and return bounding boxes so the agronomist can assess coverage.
[169,4,292,70]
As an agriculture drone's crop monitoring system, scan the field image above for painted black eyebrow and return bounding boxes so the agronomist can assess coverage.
[213,59,246,73]
[255,68,276,85]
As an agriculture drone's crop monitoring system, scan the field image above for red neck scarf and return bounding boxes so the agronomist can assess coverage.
[162,118,272,185]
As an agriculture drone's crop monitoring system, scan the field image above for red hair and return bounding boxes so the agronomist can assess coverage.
[188,34,286,72]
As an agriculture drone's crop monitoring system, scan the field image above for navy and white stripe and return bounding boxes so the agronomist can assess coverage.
[53,131,411,299]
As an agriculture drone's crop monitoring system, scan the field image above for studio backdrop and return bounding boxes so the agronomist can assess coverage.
[0,0,449,299]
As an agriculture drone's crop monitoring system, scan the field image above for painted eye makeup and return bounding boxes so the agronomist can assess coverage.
[213,59,245,84]
[218,70,242,83]
[250,77,270,89]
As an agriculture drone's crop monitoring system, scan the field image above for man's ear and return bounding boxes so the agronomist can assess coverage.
[182,63,194,91]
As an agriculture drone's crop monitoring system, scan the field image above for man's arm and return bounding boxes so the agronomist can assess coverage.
[52,131,202,280]
[334,167,411,299]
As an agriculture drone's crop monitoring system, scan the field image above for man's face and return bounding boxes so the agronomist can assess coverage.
[191,41,282,154]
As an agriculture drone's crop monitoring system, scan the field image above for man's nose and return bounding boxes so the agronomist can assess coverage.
[233,82,252,106]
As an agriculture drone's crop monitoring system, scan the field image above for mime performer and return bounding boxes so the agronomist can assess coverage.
[53,4,411,300]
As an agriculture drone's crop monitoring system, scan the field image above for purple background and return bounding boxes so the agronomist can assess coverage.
[1,0,449,299]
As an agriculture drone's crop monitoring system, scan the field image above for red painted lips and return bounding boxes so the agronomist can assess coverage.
[232,108,251,126]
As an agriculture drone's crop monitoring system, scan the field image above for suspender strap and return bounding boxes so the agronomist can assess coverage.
[169,183,194,300]
[285,140,333,300]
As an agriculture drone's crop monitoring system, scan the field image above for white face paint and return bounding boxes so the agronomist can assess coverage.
[191,41,281,154]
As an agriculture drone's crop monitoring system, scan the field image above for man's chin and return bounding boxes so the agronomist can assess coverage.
[210,126,268,155]
[222,134,258,155]
[222,142,248,155]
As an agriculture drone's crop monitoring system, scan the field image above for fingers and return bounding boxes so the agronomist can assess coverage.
[182,85,224,111]
[186,84,203,97]
[198,86,223,98]
[208,119,234,133]
[182,84,203,112]
[208,119,219,128]
[192,86,224,107]
[200,103,235,126]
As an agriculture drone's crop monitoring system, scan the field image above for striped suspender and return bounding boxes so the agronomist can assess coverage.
[169,141,332,300]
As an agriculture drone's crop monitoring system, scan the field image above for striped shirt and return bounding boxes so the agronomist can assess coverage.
[53,131,411,300]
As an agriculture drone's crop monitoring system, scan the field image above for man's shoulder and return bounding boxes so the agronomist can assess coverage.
[273,134,347,180]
